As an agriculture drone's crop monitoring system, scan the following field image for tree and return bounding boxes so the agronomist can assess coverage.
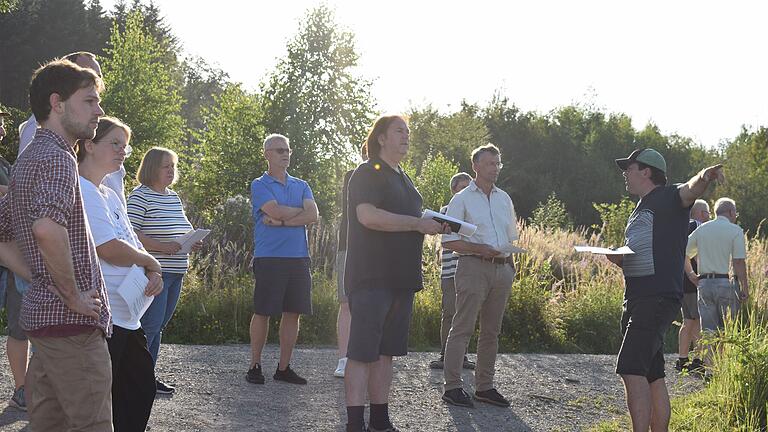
[0,0,19,13]
[412,153,459,212]
[530,192,573,231]
[719,127,768,234]
[184,84,266,219]
[259,5,375,216]
[100,10,184,175]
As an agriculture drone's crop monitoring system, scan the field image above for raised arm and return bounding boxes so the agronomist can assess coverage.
[679,164,725,208]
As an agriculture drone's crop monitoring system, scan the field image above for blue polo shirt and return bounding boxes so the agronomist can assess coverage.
[251,172,315,258]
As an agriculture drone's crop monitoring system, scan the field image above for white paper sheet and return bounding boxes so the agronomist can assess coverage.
[574,246,635,255]
[116,265,152,321]
[422,209,477,237]
[175,229,211,254]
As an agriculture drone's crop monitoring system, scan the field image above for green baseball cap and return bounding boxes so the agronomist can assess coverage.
[615,148,667,174]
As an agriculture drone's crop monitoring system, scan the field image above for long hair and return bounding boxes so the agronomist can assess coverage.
[363,114,407,159]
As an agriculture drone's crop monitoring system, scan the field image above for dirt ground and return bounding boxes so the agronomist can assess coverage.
[0,339,702,431]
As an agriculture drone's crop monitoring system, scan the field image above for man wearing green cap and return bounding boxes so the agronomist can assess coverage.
[608,148,724,432]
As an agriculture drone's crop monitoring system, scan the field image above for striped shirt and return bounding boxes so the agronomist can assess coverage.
[9,128,111,334]
[439,205,459,279]
[126,185,193,273]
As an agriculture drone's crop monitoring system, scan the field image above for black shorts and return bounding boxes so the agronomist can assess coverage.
[252,257,312,316]
[347,283,415,363]
[616,296,680,382]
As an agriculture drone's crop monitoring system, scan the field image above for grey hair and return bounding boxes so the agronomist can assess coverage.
[449,172,473,192]
[691,199,710,214]
[714,197,736,216]
[263,133,289,150]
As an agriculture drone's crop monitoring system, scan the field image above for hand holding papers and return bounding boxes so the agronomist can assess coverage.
[498,243,527,254]
[422,209,477,237]
[175,229,211,254]
[574,246,634,255]
[117,265,153,322]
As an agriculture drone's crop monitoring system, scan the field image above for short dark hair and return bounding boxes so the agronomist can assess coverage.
[29,59,104,122]
[363,115,407,159]
[471,143,501,163]
[636,162,667,186]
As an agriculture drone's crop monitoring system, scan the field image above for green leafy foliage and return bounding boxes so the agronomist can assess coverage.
[100,10,184,175]
[530,192,574,231]
[719,127,768,234]
[412,153,459,212]
[183,84,265,217]
[593,197,635,247]
[259,5,375,217]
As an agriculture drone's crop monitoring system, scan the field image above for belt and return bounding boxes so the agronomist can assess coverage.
[466,255,509,265]
[700,273,729,279]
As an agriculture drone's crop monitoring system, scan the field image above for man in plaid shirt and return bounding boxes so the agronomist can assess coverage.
[8,58,112,430]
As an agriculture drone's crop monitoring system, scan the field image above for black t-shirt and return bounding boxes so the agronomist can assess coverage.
[683,220,699,294]
[344,157,424,293]
[337,169,354,252]
[622,185,692,300]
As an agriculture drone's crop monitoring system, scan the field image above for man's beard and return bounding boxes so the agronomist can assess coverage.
[62,109,96,141]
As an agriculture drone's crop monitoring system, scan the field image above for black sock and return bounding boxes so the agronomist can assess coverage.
[370,403,391,430]
[346,406,365,430]
[679,356,689,362]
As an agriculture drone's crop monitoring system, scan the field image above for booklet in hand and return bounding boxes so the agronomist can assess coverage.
[422,210,477,237]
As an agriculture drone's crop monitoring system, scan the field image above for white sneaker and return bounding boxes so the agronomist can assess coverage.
[334,357,347,378]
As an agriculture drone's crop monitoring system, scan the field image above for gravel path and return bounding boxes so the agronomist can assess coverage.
[0,338,702,431]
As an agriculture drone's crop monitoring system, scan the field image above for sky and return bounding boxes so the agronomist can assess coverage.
[102,0,767,148]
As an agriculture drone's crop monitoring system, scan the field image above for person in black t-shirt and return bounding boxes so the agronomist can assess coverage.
[343,115,447,432]
[608,148,724,432]
[675,199,709,374]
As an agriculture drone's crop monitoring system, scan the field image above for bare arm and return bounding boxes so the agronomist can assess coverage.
[684,259,699,286]
[606,254,623,268]
[32,217,101,319]
[282,199,320,226]
[0,241,32,281]
[96,239,164,296]
[135,231,181,255]
[442,240,501,259]
[732,258,749,300]
[261,200,303,221]
[357,203,444,234]
[678,164,725,208]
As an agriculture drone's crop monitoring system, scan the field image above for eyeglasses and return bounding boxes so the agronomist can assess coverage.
[487,162,504,169]
[268,148,292,155]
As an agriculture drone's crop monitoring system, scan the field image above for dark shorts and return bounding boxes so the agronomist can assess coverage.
[681,292,700,320]
[616,296,680,382]
[252,257,312,316]
[347,283,415,363]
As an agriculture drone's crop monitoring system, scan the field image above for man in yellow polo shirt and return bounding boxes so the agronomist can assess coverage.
[685,197,748,373]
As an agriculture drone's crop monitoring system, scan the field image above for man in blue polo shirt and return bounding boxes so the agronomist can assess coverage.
[245,133,319,386]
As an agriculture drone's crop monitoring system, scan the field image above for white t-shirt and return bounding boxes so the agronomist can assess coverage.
[21,115,126,207]
[80,176,149,330]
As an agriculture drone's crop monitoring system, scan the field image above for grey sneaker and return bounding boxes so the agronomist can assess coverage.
[9,386,26,411]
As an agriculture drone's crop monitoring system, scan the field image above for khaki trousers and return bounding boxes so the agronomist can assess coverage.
[28,329,113,432]
[444,256,515,392]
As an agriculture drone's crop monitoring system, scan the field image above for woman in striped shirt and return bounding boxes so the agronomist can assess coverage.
[127,147,199,395]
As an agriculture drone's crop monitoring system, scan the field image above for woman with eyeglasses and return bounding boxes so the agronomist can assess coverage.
[127,146,201,395]
[77,116,163,431]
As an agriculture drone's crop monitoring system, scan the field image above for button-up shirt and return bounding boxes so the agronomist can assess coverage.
[686,215,746,275]
[10,128,111,335]
[442,180,518,257]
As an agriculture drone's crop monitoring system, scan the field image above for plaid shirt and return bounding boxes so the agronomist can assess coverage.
[9,128,111,334]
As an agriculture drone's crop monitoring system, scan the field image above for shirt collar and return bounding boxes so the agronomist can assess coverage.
[467,179,499,194]
[715,215,730,222]
[262,171,296,185]
[37,128,74,155]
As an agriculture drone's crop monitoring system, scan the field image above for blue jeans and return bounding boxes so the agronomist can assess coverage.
[140,272,185,366]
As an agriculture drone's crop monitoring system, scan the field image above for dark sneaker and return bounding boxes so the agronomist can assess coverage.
[429,355,444,369]
[474,388,510,407]
[345,423,367,432]
[442,388,474,408]
[688,358,705,376]
[674,358,689,372]
[9,386,26,411]
[246,364,265,384]
[274,364,307,385]
[462,356,476,370]
[155,379,176,395]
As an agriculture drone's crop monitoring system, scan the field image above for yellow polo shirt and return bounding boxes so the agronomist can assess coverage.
[686,215,746,275]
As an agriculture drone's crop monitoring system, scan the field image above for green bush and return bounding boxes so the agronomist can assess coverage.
[556,282,624,354]
[530,192,574,231]
[593,197,635,247]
